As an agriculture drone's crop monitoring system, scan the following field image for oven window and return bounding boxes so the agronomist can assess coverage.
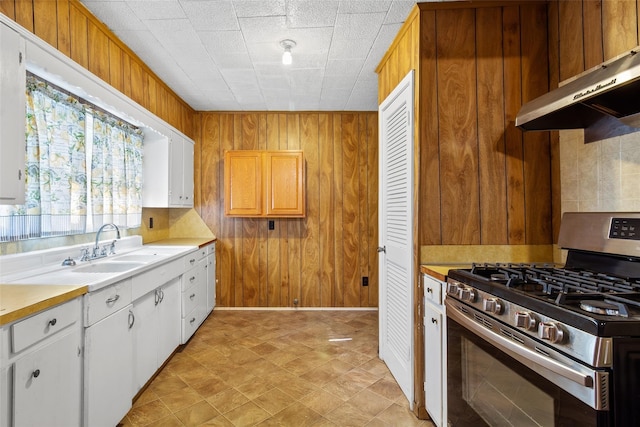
[462,337,554,426]
[448,317,609,427]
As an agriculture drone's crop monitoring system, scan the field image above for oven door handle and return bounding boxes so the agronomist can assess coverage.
[447,302,594,388]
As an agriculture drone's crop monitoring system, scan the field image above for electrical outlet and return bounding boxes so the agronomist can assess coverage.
[362,276,368,286]
[269,220,275,230]
[149,217,154,229]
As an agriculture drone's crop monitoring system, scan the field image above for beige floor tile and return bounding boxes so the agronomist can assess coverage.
[124,310,425,427]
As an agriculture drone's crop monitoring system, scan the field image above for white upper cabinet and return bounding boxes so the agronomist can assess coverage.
[0,22,26,205]
[142,130,194,208]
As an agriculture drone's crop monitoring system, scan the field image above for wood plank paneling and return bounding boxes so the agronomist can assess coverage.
[583,0,603,69]
[108,40,123,93]
[503,6,526,245]
[559,1,584,81]
[437,8,480,245]
[476,7,507,245]
[87,22,109,82]
[602,0,637,59]
[14,0,33,31]
[197,112,378,308]
[1,0,16,19]
[69,2,87,67]
[56,0,70,55]
[33,0,56,47]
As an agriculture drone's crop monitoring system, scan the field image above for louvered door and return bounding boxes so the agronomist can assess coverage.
[378,70,414,407]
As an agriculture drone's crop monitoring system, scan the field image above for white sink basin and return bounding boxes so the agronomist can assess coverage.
[73,261,146,273]
[111,254,167,263]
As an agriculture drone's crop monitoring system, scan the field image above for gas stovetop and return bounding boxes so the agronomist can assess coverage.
[447,212,640,338]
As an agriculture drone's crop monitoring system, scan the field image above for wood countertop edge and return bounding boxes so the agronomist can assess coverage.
[0,285,88,326]
[420,264,471,282]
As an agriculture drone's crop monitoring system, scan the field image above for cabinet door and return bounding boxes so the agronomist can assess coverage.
[182,138,194,207]
[132,291,156,394]
[424,303,443,427]
[224,150,263,216]
[169,135,185,206]
[265,151,305,216]
[84,304,133,427]
[157,277,181,365]
[0,23,26,205]
[13,329,82,427]
[206,250,216,313]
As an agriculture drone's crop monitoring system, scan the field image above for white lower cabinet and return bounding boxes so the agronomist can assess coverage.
[181,246,213,344]
[423,274,447,427]
[132,276,181,394]
[206,244,216,313]
[83,304,133,427]
[1,298,82,427]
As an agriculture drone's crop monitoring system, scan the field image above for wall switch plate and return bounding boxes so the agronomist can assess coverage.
[268,220,275,230]
[362,276,368,286]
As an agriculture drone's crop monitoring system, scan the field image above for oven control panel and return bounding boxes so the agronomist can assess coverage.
[609,217,639,240]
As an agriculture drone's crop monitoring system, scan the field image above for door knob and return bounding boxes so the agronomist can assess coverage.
[377,246,386,253]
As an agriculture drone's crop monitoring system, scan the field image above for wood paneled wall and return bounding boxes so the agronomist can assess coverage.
[0,0,195,137]
[195,112,379,308]
[377,2,554,247]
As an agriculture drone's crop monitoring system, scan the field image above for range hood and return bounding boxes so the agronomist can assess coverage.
[516,47,640,131]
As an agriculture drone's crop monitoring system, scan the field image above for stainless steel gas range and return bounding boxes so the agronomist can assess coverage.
[444,212,640,427]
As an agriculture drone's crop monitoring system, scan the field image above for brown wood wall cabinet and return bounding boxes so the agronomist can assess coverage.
[224,150,305,218]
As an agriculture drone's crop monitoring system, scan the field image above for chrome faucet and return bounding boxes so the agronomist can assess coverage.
[93,223,121,259]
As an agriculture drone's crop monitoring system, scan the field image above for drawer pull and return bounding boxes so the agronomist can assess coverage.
[32,369,40,378]
[128,310,135,329]
[427,287,433,293]
[105,294,120,304]
[190,293,196,300]
[190,276,196,282]
[48,318,57,327]
[431,318,438,324]
[190,317,196,324]
[189,258,196,265]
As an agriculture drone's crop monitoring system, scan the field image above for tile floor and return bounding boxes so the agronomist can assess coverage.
[120,309,434,427]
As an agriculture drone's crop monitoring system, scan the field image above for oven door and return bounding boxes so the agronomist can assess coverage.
[446,299,611,427]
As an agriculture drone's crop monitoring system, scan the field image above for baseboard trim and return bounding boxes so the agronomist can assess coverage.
[214,306,378,312]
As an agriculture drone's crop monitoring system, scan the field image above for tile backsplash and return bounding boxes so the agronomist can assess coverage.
[560,129,640,213]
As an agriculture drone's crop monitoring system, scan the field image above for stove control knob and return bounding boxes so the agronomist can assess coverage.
[459,287,477,303]
[446,282,460,296]
[483,298,503,314]
[538,322,565,344]
[515,311,538,331]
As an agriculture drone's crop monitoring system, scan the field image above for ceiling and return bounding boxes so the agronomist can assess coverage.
[79,0,428,112]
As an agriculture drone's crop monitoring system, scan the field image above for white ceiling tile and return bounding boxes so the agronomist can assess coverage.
[333,13,386,41]
[82,2,142,31]
[238,16,288,43]
[128,1,186,20]
[199,31,247,53]
[386,0,417,24]
[286,0,339,28]
[233,0,285,17]
[182,1,239,31]
[338,0,391,14]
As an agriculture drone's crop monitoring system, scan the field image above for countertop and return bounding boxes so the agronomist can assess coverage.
[0,285,87,326]
[420,264,471,282]
[0,237,217,327]
[148,237,216,248]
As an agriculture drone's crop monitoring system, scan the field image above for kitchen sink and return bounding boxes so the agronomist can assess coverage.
[73,261,146,273]
[111,254,166,263]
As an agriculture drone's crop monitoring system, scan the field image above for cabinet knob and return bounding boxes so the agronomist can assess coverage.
[32,369,40,378]
[190,317,196,324]
[431,318,438,324]
[426,287,433,293]
[190,293,195,300]
[48,318,57,327]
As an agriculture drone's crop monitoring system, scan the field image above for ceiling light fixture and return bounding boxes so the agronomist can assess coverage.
[280,39,296,65]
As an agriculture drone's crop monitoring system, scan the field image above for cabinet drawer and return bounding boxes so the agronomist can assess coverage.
[183,250,201,270]
[131,258,182,300]
[84,278,132,327]
[181,305,205,344]
[182,261,204,292]
[11,298,81,354]
[424,274,443,306]
[182,279,206,315]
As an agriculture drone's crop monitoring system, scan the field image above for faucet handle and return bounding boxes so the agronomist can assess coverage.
[80,248,91,261]
[109,240,117,254]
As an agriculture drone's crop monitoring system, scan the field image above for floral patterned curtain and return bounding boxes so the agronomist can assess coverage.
[90,110,143,229]
[0,76,86,241]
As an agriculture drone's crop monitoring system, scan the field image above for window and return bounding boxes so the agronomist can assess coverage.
[0,75,143,242]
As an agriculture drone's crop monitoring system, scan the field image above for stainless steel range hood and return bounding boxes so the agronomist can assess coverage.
[516,48,640,131]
